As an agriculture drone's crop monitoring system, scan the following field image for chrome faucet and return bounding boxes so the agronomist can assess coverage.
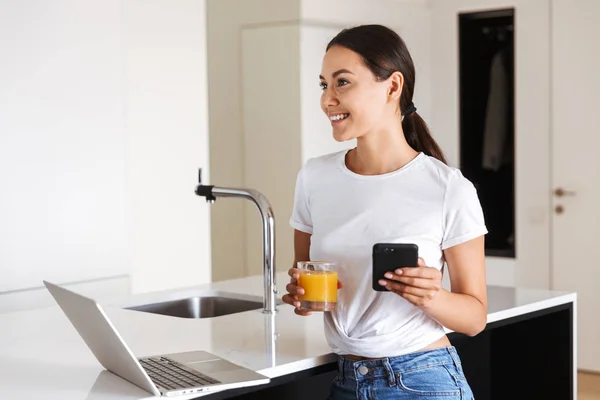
[195,168,278,314]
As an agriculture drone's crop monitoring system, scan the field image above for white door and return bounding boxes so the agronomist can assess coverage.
[551,0,600,373]
[430,0,552,288]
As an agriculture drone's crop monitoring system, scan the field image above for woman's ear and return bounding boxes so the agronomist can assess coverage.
[387,71,404,101]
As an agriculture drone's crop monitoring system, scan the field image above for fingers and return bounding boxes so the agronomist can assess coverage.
[282,293,313,316]
[282,294,303,309]
[288,267,299,280]
[281,293,296,306]
[382,272,441,290]
[283,267,303,304]
[284,267,312,316]
[394,264,441,280]
[379,279,436,298]
[378,257,442,302]
[282,283,303,306]
[337,280,344,289]
[294,307,313,316]
[285,282,304,296]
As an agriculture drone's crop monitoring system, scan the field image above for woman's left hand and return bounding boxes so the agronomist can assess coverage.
[378,257,443,308]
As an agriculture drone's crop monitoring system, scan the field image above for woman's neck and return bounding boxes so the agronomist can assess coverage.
[347,125,419,176]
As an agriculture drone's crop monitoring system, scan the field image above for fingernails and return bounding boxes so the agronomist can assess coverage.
[384,272,393,279]
[297,288,304,295]
[378,279,387,286]
[395,269,403,275]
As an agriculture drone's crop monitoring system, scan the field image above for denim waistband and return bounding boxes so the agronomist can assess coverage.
[337,346,463,385]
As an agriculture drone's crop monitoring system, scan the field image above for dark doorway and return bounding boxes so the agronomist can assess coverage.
[459,9,515,258]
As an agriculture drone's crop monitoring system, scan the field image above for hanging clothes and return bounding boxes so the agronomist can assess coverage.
[481,46,509,171]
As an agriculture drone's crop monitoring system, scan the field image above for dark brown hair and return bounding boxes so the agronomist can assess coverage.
[327,24,447,164]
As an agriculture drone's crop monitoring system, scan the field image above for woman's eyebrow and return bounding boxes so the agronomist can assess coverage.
[319,69,355,80]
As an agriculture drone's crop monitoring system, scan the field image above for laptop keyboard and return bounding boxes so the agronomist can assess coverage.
[140,357,220,390]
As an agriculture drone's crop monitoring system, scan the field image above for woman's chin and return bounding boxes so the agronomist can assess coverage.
[332,130,355,143]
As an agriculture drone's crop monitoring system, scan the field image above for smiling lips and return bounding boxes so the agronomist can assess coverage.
[329,113,350,123]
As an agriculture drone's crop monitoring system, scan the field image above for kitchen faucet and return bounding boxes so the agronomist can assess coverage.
[195,168,278,314]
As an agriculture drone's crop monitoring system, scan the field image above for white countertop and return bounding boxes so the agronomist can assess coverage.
[0,272,576,400]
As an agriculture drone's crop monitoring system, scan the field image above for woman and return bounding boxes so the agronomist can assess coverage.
[282,24,487,399]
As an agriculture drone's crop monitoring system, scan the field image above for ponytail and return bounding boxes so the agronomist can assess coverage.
[402,112,447,164]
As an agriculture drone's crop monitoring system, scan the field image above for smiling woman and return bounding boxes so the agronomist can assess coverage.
[282,24,488,400]
[317,26,446,164]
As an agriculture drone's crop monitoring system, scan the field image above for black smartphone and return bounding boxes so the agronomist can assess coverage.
[372,243,419,291]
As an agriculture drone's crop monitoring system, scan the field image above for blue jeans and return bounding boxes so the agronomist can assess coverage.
[328,346,474,399]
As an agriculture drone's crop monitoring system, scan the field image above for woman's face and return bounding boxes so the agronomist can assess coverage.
[320,45,394,142]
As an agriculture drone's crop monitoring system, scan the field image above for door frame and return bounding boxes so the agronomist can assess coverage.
[430,0,552,289]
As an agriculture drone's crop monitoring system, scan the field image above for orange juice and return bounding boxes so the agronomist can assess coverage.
[298,270,338,311]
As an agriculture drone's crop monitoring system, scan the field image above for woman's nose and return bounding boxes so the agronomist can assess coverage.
[322,87,340,108]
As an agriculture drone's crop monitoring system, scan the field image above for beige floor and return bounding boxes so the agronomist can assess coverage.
[579,372,600,400]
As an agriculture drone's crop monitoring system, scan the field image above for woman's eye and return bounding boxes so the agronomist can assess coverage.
[319,79,349,90]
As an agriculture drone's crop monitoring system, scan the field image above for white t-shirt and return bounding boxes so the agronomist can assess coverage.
[289,150,488,358]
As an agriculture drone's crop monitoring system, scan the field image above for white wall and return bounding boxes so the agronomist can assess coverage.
[123,0,211,294]
[0,0,129,293]
[0,0,211,311]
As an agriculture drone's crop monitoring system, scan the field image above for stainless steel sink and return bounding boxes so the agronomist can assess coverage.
[124,296,264,319]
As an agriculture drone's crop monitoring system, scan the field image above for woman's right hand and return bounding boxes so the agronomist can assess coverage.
[282,267,313,316]
[281,267,343,316]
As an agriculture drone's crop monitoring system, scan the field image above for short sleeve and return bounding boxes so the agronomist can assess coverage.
[441,170,488,250]
[289,166,313,234]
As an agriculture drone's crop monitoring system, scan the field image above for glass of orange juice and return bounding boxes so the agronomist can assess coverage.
[297,261,338,312]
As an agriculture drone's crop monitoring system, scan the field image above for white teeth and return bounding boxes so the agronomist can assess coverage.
[330,113,349,121]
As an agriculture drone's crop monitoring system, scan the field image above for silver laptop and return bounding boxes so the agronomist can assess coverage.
[43,281,270,397]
